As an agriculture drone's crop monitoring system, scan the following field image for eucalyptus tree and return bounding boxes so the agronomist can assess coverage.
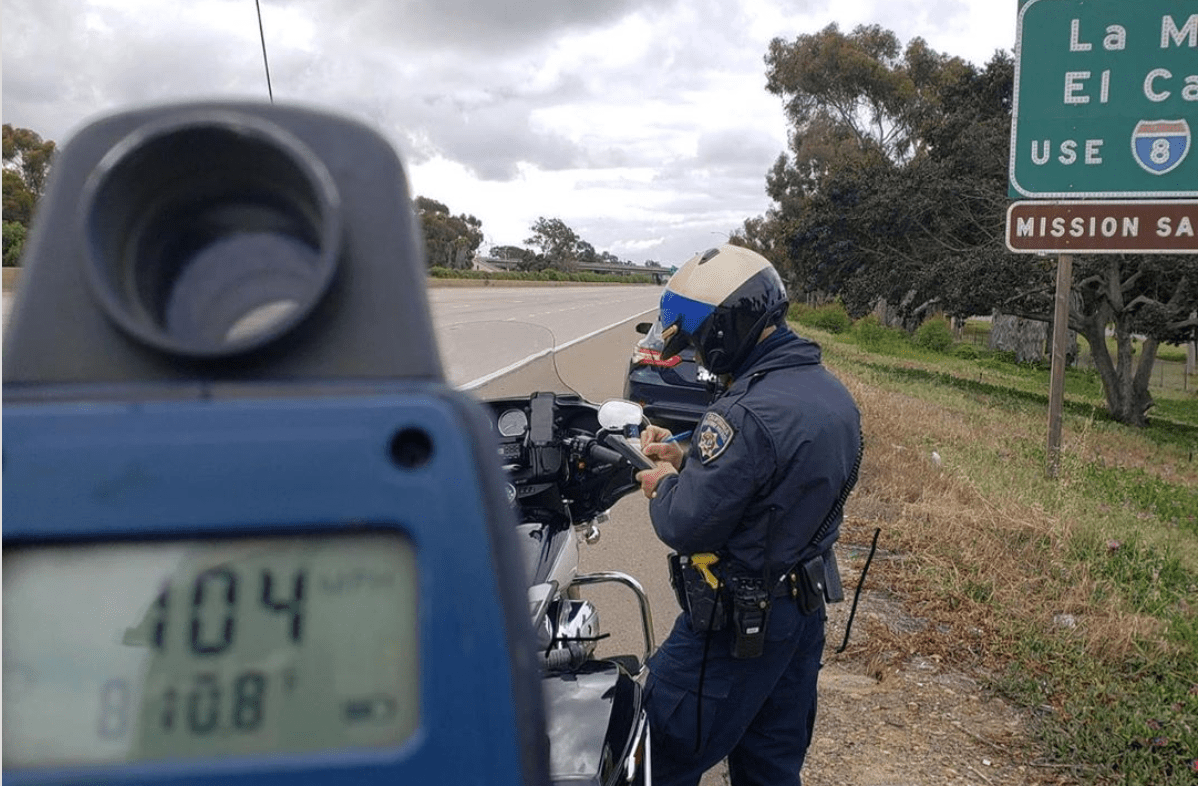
[3,124,56,265]
[1001,254,1198,427]
[525,217,582,270]
[759,24,974,316]
[414,196,483,269]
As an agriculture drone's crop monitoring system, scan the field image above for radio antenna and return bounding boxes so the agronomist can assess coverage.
[255,0,275,103]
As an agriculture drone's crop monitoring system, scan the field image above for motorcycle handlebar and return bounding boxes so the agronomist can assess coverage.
[597,432,656,472]
[584,440,628,468]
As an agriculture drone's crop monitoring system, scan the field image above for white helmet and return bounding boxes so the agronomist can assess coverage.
[658,245,789,375]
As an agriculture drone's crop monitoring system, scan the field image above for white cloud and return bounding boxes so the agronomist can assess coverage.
[2,0,1016,264]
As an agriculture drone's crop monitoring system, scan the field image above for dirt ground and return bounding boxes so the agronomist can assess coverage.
[799,596,1057,786]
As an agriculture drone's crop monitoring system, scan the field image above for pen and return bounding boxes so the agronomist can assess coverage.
[662,430,692,444]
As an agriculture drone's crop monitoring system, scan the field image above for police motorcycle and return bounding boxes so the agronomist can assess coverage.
[465,322,657,786]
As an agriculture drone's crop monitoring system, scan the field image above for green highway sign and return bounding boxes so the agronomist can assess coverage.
[1010,0,1198,198]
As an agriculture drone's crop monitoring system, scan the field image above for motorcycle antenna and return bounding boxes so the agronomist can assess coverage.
[836,527,881,654]
[545,326,585,399]
[255,0,275,103]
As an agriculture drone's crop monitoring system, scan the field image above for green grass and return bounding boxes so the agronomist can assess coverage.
[997,640,1198,785]
[1079,462,1198,536]
[788,301,852,333]
[1084,332,1191,365]
[995,529,1198,785]
[803,309,1198,436]
[951,316,1194,396]
[1158,344,1189,363]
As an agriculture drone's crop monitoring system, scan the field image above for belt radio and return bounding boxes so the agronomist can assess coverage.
[3,104,549,786]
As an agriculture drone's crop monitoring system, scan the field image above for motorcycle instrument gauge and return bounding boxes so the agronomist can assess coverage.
[497,408,529,438]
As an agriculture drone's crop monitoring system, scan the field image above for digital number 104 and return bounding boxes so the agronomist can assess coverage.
[152,568,304,655]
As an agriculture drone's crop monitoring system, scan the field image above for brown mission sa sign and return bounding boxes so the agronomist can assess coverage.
[1006,200,1198,253]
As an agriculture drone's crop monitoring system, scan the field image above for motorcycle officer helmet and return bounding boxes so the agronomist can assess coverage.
[658,244,789,376]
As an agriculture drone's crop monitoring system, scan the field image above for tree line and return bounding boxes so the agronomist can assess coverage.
[413,197,644,273]
[728,23,1197,427]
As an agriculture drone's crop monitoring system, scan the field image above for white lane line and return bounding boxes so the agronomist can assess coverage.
[458,309,655,391]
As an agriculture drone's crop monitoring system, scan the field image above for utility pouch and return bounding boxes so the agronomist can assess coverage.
[727,575,769,659]
[667,552,725,632]
[797,555,828,615]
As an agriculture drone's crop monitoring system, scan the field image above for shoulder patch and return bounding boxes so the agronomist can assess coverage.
[696,411,736,465]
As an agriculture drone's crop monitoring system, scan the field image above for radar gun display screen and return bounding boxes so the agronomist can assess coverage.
[3,533,419,768]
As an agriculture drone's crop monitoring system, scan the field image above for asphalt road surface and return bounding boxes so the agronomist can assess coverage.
[429,285,662,387]
[2,285,663,389]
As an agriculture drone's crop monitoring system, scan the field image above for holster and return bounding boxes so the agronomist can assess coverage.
[794,550,844,615]
[667,552,726,632]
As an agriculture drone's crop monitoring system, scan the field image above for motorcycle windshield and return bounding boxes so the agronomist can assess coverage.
[444,320,578,399]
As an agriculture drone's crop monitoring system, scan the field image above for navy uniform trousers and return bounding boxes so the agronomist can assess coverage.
[645,595,826,786]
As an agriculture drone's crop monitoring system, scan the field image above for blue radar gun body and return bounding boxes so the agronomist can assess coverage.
[2,103,550,786]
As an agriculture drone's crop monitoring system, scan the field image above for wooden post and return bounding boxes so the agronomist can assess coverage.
[1046,254,1073,479]
[1187,312,1196,387]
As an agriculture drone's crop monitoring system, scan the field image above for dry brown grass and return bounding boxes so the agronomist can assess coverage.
[832,372,1184,674]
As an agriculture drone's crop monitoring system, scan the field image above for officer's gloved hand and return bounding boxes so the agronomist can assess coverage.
[635,460,678,499]
[640,425,684,471]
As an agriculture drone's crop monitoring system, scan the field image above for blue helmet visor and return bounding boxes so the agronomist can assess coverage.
[658,289,714,360]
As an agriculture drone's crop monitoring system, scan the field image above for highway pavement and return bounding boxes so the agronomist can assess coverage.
[2,285,662,388]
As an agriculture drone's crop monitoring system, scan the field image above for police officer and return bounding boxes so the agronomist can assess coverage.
[635,244,862,786]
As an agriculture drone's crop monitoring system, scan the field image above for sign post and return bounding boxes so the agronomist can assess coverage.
[1008,0,1198,478]
[1046,254,1073,478]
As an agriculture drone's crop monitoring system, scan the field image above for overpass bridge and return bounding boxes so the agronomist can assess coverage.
[474,256,675,285]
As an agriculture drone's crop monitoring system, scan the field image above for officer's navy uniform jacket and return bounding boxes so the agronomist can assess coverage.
[644,327,861,786]
[648,328,861,580]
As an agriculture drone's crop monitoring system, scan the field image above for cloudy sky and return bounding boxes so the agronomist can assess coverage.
[2,0,1014,265]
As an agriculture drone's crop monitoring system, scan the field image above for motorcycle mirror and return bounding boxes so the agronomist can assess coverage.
[597,399,645,431]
